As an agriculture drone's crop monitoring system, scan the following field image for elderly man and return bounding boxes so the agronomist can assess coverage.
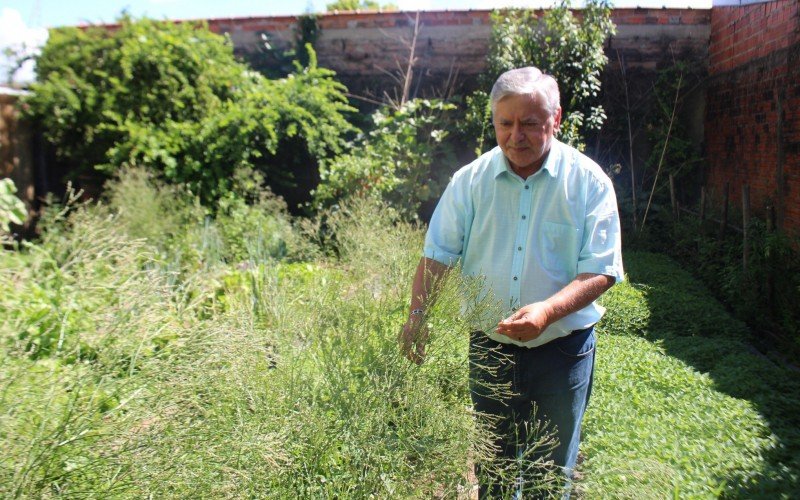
[400,67,623,497]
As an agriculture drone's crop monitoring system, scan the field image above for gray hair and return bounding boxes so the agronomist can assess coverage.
[490,67,561,116]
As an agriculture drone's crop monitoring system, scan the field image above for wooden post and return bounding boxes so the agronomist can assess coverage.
[699,186,707,236]
[766,204,775,232]
[700,186,707,222]
[718,181,729,240]
[742,185,750,275]
[669,174,678,220]
[766,204,775,322]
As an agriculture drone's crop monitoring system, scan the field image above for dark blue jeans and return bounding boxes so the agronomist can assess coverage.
[469,327,596,499]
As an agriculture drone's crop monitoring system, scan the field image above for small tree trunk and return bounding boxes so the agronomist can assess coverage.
[400,12,421,107]
[669,174,678,220]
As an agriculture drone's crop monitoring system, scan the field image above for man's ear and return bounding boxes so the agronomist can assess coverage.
[554,107,562,131]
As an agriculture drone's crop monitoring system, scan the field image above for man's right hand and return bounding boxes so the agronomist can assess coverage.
[400,257,449,365]
[399,315,429,365]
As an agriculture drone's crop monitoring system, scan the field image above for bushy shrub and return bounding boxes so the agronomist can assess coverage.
[103,167,205,248]
[0,178,26,237]
[212,173,300,264]
[643,61,705,184]
[104,166,313,268]
[632,206,800,356]
[0,167,307,370]
[314,98,458,220]
[733,226,797,343]
[25,17,355,204]
[720,220,800,346]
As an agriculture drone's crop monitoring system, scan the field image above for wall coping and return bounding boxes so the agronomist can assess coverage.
[72,7,712,29]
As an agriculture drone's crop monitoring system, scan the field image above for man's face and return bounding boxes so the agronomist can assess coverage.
[493,92,561,175]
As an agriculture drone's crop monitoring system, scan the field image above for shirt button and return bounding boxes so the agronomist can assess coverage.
[525,185,530,190]
[517,246,522,251]
[521,215,526,220]
[513,276,518,281]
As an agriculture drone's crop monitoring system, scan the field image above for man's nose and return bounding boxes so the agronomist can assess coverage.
[511,123,525,141]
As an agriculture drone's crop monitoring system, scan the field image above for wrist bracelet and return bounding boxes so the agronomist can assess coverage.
[410,308,425,316]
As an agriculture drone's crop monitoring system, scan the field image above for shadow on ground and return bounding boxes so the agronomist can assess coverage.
[622,251,800,497]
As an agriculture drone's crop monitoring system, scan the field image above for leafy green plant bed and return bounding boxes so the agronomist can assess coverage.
[584,251,800,497]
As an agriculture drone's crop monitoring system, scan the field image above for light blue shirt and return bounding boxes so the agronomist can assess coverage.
[423,139,624,348]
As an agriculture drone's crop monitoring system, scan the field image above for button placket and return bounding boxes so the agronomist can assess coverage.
[510,180,532,310]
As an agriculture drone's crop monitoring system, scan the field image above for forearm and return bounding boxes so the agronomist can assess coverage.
[496,272,616,339]
[409,257,450,313]
[542,273,615,324]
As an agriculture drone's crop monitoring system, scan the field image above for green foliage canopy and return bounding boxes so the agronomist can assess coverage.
[314,98,458,219]
[644,60,704,182]
[25,16,355,204]
[326,0,398,11]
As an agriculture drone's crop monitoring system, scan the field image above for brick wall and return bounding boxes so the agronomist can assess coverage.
[205,9,710,99]
[705,0,799,233]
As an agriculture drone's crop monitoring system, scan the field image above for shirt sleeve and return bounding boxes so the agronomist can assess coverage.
[576,174,625,282]
[423,170,471,267]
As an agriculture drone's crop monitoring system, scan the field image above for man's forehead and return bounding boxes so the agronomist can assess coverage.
[494,95,550,118]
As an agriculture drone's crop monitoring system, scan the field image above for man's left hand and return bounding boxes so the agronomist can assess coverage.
[496,302,554,342]
[399,315,429,365]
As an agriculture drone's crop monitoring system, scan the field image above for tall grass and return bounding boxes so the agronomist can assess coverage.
[0,175,501,497]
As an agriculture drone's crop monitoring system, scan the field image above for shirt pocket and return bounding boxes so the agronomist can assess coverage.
[539,221,580,276]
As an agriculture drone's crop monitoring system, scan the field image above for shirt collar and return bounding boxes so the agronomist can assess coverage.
[492,139,562,180]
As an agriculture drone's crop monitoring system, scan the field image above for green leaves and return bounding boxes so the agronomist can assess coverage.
[25,17,355,205]
[469,0,616,152]
[314,98,457,219]
[0,178,26,233]
[2,186,798,497]
[585,252,794,497]
[645,60,705,182]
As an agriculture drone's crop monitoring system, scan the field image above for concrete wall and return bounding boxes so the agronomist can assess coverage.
[705,0,799,232]
[206,8,711,100]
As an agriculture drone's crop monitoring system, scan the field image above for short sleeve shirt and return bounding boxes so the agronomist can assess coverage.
[423,139,624,348]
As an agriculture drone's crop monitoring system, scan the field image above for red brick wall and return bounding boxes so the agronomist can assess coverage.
[705,0,799,233]
[709,0,797,73]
